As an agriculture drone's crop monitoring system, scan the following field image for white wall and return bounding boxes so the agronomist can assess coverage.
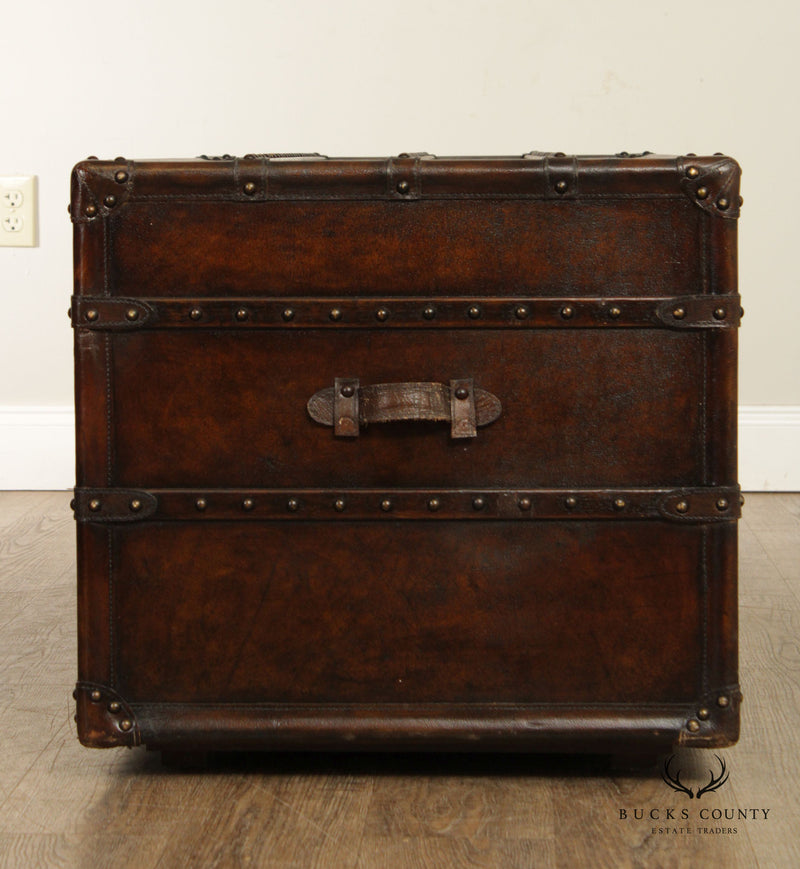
[0,0,798,488]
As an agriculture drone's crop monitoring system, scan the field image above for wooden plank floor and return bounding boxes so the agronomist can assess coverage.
[0,491,798,868]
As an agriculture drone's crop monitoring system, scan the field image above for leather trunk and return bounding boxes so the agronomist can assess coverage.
[70,152,742,753]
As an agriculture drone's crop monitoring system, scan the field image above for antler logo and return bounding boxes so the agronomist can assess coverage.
[662,754,730,798]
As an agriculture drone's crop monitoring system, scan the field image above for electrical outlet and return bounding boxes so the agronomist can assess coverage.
[0,176,36,247]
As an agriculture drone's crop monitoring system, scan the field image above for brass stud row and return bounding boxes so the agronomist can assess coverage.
[676,498,730,515]
[179,494,640,515]
[83,307,140,322]
[82,493,733,519]
[173,303,635,324]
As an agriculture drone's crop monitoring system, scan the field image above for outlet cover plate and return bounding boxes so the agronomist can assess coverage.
[1,176,37,247]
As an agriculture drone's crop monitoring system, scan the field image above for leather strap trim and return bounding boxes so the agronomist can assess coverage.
[333,377,360,437]
[73,489,158,523]
[71,295,742,331]
[450,378,477,438]
[655,295,742,330]
[73,486,742,523]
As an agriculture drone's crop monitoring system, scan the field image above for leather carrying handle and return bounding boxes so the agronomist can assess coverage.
[307,379,501,439]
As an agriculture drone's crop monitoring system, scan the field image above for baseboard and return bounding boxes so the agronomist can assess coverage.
[738,406,800,491]
[0,407,75,490]
[0,405,798,491]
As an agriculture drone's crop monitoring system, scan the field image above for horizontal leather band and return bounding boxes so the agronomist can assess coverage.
[70,295,742,331]
[73,486,742,524]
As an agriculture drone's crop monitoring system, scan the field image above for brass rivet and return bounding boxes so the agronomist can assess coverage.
[518,497,531,511]
[287,498,300,512]
[468,305,481,319]
[696,186,709,200]
[334,499,346,512]
[608,306,621,319]
[673,307,686,320]
[560,305,574,319]
[70,499,76,511]
[687,719,700,733]
[686,166,700,178]
[613,498,627,511]
[380,498,392,512]
[717,695,730,708]
[717,197,729,211]
[713,307,726,320]
[85,309,99,322]
[565,496,577,509]
[515,305,529,320]
[114,171,129,183]
[739,494,745,507]
[125,308,139,321]
[282,308,295,322]
[129,499,142,512]
[90,689,102,701]
[108,701,121,713]
[88,499,101,512]
[423,305,436,320]
[195,498,207,511]
[340,384,355,398]
[235,308,249,321]
[329,308,343,321]
[85,204,97,217]
[676,500,689,514]
[396,180,410,194]
[472,497,486,511]
[428,498,441,512]
[119,719,132,732]
[738,195,744,207]
[376,308,390,322]
[243,181,256,196]
[189,308,202,320]
[555,179,568,194]
[104,195,117,207]
[74,713,78,723]
[242,498,254,511]
[698,708,710,720]
[454,387,469,400]
[716,498,729,511]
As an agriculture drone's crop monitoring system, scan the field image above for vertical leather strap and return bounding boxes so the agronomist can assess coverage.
[333,377,360,437]
[450,378,477,439]
[387,155,422,199]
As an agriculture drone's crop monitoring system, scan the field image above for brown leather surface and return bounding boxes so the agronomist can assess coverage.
[112,521,704,705]
[71,153,741,751]
[105,329,708,490]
